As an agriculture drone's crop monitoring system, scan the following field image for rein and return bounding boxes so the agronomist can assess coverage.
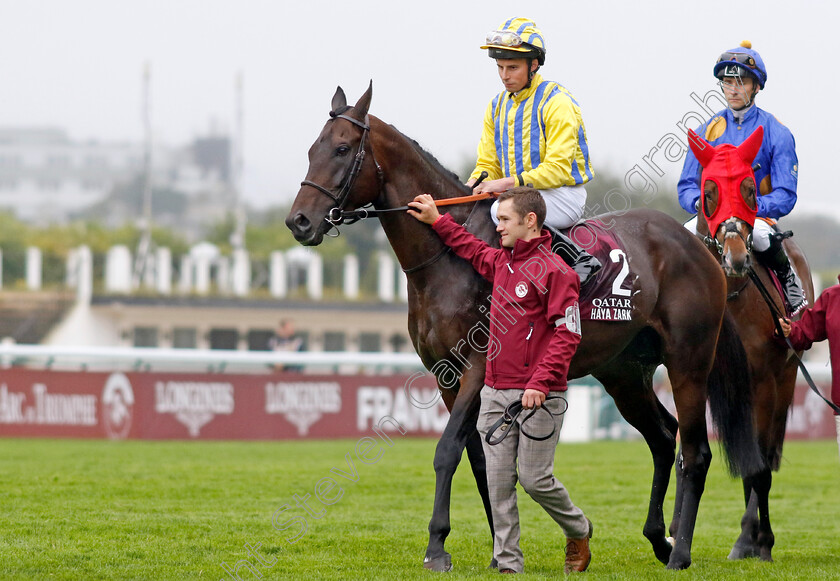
[485,395,568,446]
[746,266,840,414]
[335,190,498,223]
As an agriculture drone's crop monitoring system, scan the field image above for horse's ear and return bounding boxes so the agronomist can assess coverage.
[688,129,715,168]
[352,80,373,120]
[331,86,347,113]
[737,126,764,165]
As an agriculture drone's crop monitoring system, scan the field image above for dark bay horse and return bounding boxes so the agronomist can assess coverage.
[286,84,763,570]
[676,129,815,561]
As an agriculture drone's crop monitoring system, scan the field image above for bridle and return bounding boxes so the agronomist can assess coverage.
[299,112,383,230]
[297,111,492,274]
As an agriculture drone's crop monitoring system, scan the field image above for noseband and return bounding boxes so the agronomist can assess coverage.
[704,218,753,255]
[299,113,383,228]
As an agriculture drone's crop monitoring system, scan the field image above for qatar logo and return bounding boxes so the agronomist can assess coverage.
[102,373,134,440]
[514,282,528,298]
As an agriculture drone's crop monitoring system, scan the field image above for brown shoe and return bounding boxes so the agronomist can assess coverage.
[499,568,516,574]
[564,518,593,574]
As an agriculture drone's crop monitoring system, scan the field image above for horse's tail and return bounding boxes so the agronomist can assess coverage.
[707,311,765,478]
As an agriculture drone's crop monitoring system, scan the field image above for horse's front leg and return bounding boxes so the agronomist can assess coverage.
[423,366,485,572]
[464,418,496,567]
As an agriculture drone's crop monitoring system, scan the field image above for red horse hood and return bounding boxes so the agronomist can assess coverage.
[688,126,763,237]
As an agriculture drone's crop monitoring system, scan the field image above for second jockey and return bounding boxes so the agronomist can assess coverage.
[678,40,807,315]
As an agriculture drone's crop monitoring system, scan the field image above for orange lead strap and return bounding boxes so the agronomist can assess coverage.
[433,191,500,207]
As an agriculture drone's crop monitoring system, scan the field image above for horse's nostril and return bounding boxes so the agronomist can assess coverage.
[293,213,311,232]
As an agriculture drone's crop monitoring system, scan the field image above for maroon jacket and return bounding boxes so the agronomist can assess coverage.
[786,275,840,414]
[432,213,581,394]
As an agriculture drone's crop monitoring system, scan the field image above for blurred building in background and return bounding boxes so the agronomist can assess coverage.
[0,127,232,240]
[0,128,141,222]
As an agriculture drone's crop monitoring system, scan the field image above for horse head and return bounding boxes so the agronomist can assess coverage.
[688,126,763,276]
[286,82,382,246]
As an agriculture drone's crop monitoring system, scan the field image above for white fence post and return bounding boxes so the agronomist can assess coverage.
[343,254,359,300]
[156,247,172,295]
[178,255,193,295]
[270,251,287,298]
[105,246,132,293]
[26,247,42,290]
[307,253,323,300]
[377,251,395,302]
[232,249,250,297]
[194,255,211,295]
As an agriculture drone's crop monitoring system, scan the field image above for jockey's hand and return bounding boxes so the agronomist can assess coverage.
[522,388,546,409]
[777,318,792,338]
[407,194,440,225]
[472,176,515,194]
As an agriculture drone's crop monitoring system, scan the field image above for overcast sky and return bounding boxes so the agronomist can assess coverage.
[1,0,836,220]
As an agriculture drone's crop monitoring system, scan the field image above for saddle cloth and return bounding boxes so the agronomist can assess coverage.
[560,220,636,321]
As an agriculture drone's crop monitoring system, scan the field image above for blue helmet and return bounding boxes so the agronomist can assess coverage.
[713,41,767,89]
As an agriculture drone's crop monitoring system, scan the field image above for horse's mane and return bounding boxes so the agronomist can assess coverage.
[388,124,466,187]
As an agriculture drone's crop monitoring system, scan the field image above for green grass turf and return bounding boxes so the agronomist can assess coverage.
[0,437,838,580]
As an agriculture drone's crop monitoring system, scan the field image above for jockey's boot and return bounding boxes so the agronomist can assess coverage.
[755,232,808,316]
[546,226,602,286]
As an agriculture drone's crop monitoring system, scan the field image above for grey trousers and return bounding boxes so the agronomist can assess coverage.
[836,416,840,462]
[477,387,589,573]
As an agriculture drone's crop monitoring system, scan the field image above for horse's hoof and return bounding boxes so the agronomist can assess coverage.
[651,538,673,565]
[759,548,773,562]
[666,550,691,570]
[423,553,453,572]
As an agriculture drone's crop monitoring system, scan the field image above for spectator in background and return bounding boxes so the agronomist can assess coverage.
[778,275,840,460]
[269,319,304,372]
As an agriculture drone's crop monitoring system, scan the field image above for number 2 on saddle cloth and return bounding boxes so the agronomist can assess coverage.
[548,221,636,323]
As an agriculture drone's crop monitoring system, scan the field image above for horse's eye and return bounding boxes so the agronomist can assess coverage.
[335,145,351,157]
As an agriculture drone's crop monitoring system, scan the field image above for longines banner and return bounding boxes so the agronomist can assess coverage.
[0,369,449,440]
[0,368,836,440]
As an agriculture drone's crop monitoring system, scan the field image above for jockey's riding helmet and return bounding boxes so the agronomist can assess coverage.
[481,17,546,66]
[713,40,767,88]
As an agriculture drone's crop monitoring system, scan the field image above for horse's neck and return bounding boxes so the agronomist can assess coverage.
[371,121,495,274]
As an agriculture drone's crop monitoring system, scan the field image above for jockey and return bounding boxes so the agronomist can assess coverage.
[679,41,807,315]
[467,17,601,285]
